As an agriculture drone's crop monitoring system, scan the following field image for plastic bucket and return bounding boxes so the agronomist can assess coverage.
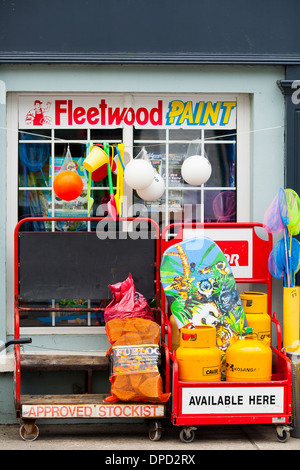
[83,146,109,173]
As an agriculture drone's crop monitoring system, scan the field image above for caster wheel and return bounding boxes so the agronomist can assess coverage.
[148,420,162,441]
[20,423,39,441]
[276,429,290,443]
[179,428,195,443]
[149,428,162,441]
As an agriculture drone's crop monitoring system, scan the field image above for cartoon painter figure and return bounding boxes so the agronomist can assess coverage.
[25,100,51,125]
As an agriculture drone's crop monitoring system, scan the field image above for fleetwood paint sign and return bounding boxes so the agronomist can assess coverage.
[19,95,237,129]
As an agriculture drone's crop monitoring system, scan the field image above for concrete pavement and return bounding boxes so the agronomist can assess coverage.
[0,422,299,451]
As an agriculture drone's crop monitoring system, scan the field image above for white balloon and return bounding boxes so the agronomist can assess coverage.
[124,159,154,189]
[136,173,165,201]
[181,155,212,186]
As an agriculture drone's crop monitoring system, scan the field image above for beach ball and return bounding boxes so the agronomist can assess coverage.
[124,159,155,190]
[136,173,165,201]
[181,155,212,186]
[53,170,83,201]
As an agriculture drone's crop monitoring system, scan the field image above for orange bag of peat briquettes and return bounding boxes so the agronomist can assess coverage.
[105,317,170,403]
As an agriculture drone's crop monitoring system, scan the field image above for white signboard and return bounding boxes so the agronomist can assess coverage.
[183,228,253,279]
[19,95,237,129]
[22,403,165,419]
[181,387,284,415]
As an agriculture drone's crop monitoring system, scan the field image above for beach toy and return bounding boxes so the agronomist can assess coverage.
[104,143,117,221]
[181,140,212,186]
[87,171,94,215]
[136,170,165,201]
[53,170,83,201]
[124,147,154,190]
[83,145,109,173]
[268,237,300,287]
[115,144,125,216]
[91,155,116,182]
[264,188,300,287]
[181,154,212,186]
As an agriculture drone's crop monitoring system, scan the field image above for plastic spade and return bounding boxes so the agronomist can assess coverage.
[115,144,125,216]
[104,143,117,221]
[87,171,94,215]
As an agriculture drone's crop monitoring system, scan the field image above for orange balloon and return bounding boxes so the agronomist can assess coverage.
[53,170,83,201]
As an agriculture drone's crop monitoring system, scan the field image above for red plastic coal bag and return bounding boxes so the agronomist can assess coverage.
[104,273,154,323]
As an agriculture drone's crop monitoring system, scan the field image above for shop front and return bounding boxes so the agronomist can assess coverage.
[1,0,299,434]
[0,64,285,425]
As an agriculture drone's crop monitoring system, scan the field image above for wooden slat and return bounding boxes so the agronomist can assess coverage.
[21,354,110,371]
[20,394,108,405]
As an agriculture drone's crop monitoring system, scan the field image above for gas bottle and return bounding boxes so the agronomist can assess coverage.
[176,325,221,382]
[226,328,272,382]
[169,314,180,351]
[241,291,271,345]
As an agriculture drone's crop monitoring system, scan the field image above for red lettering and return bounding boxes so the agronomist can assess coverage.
[150,100,163,125]
[114,406,122,417]
[27,406,37,417]
[108,106,127,125]
[55,100,67,125]
[68,100,73,125]
[37,406,44,417]
[44,406,52,416]
[87,107,99,125]
[136,107,149,125]
[98,405,106,417]
[124,107,135,125]
[52,406,60,417]
[85,406,93,417]
[60,406,69,417]
[123,406,131,417]
[143,406,151,417]
[132,405,140,417]
[74,106,86,125]
[99,99,107,125]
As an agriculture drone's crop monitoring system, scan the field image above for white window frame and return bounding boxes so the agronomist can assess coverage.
[6,92,250,335]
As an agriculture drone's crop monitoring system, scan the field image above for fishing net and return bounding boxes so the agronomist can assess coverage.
[263,188,300,235]
[285,188,300,236]
[268,237,300,286]
[19,134,50,186]
[263,188,288,233]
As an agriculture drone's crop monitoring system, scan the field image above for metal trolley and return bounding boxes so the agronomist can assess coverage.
[13,216,169,441]
[160,222,293,443]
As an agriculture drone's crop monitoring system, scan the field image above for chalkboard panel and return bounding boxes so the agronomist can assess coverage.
[19,232,156,300]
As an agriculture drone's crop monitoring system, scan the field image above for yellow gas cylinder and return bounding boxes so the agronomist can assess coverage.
[226,328,272,382]
[241,291,271,345]
[176,325,221,382]
[169,314,180,351]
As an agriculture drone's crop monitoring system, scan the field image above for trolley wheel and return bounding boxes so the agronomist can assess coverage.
[148,420,162,441]
[276,427,290,443]
[19,421,39,441]
[179,427,196,443]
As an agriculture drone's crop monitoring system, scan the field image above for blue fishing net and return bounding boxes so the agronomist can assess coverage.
[268,237,300,286]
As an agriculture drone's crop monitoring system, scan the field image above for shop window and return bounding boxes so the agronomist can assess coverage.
[133,128,236,226]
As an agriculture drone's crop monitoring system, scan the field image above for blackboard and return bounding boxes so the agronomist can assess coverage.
[18,232,157,300]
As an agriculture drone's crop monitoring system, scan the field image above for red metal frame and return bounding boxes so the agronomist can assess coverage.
[13,216,161,408]
[160,222,292,427]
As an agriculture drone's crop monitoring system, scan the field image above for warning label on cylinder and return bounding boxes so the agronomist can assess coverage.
[181,386,284,414]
